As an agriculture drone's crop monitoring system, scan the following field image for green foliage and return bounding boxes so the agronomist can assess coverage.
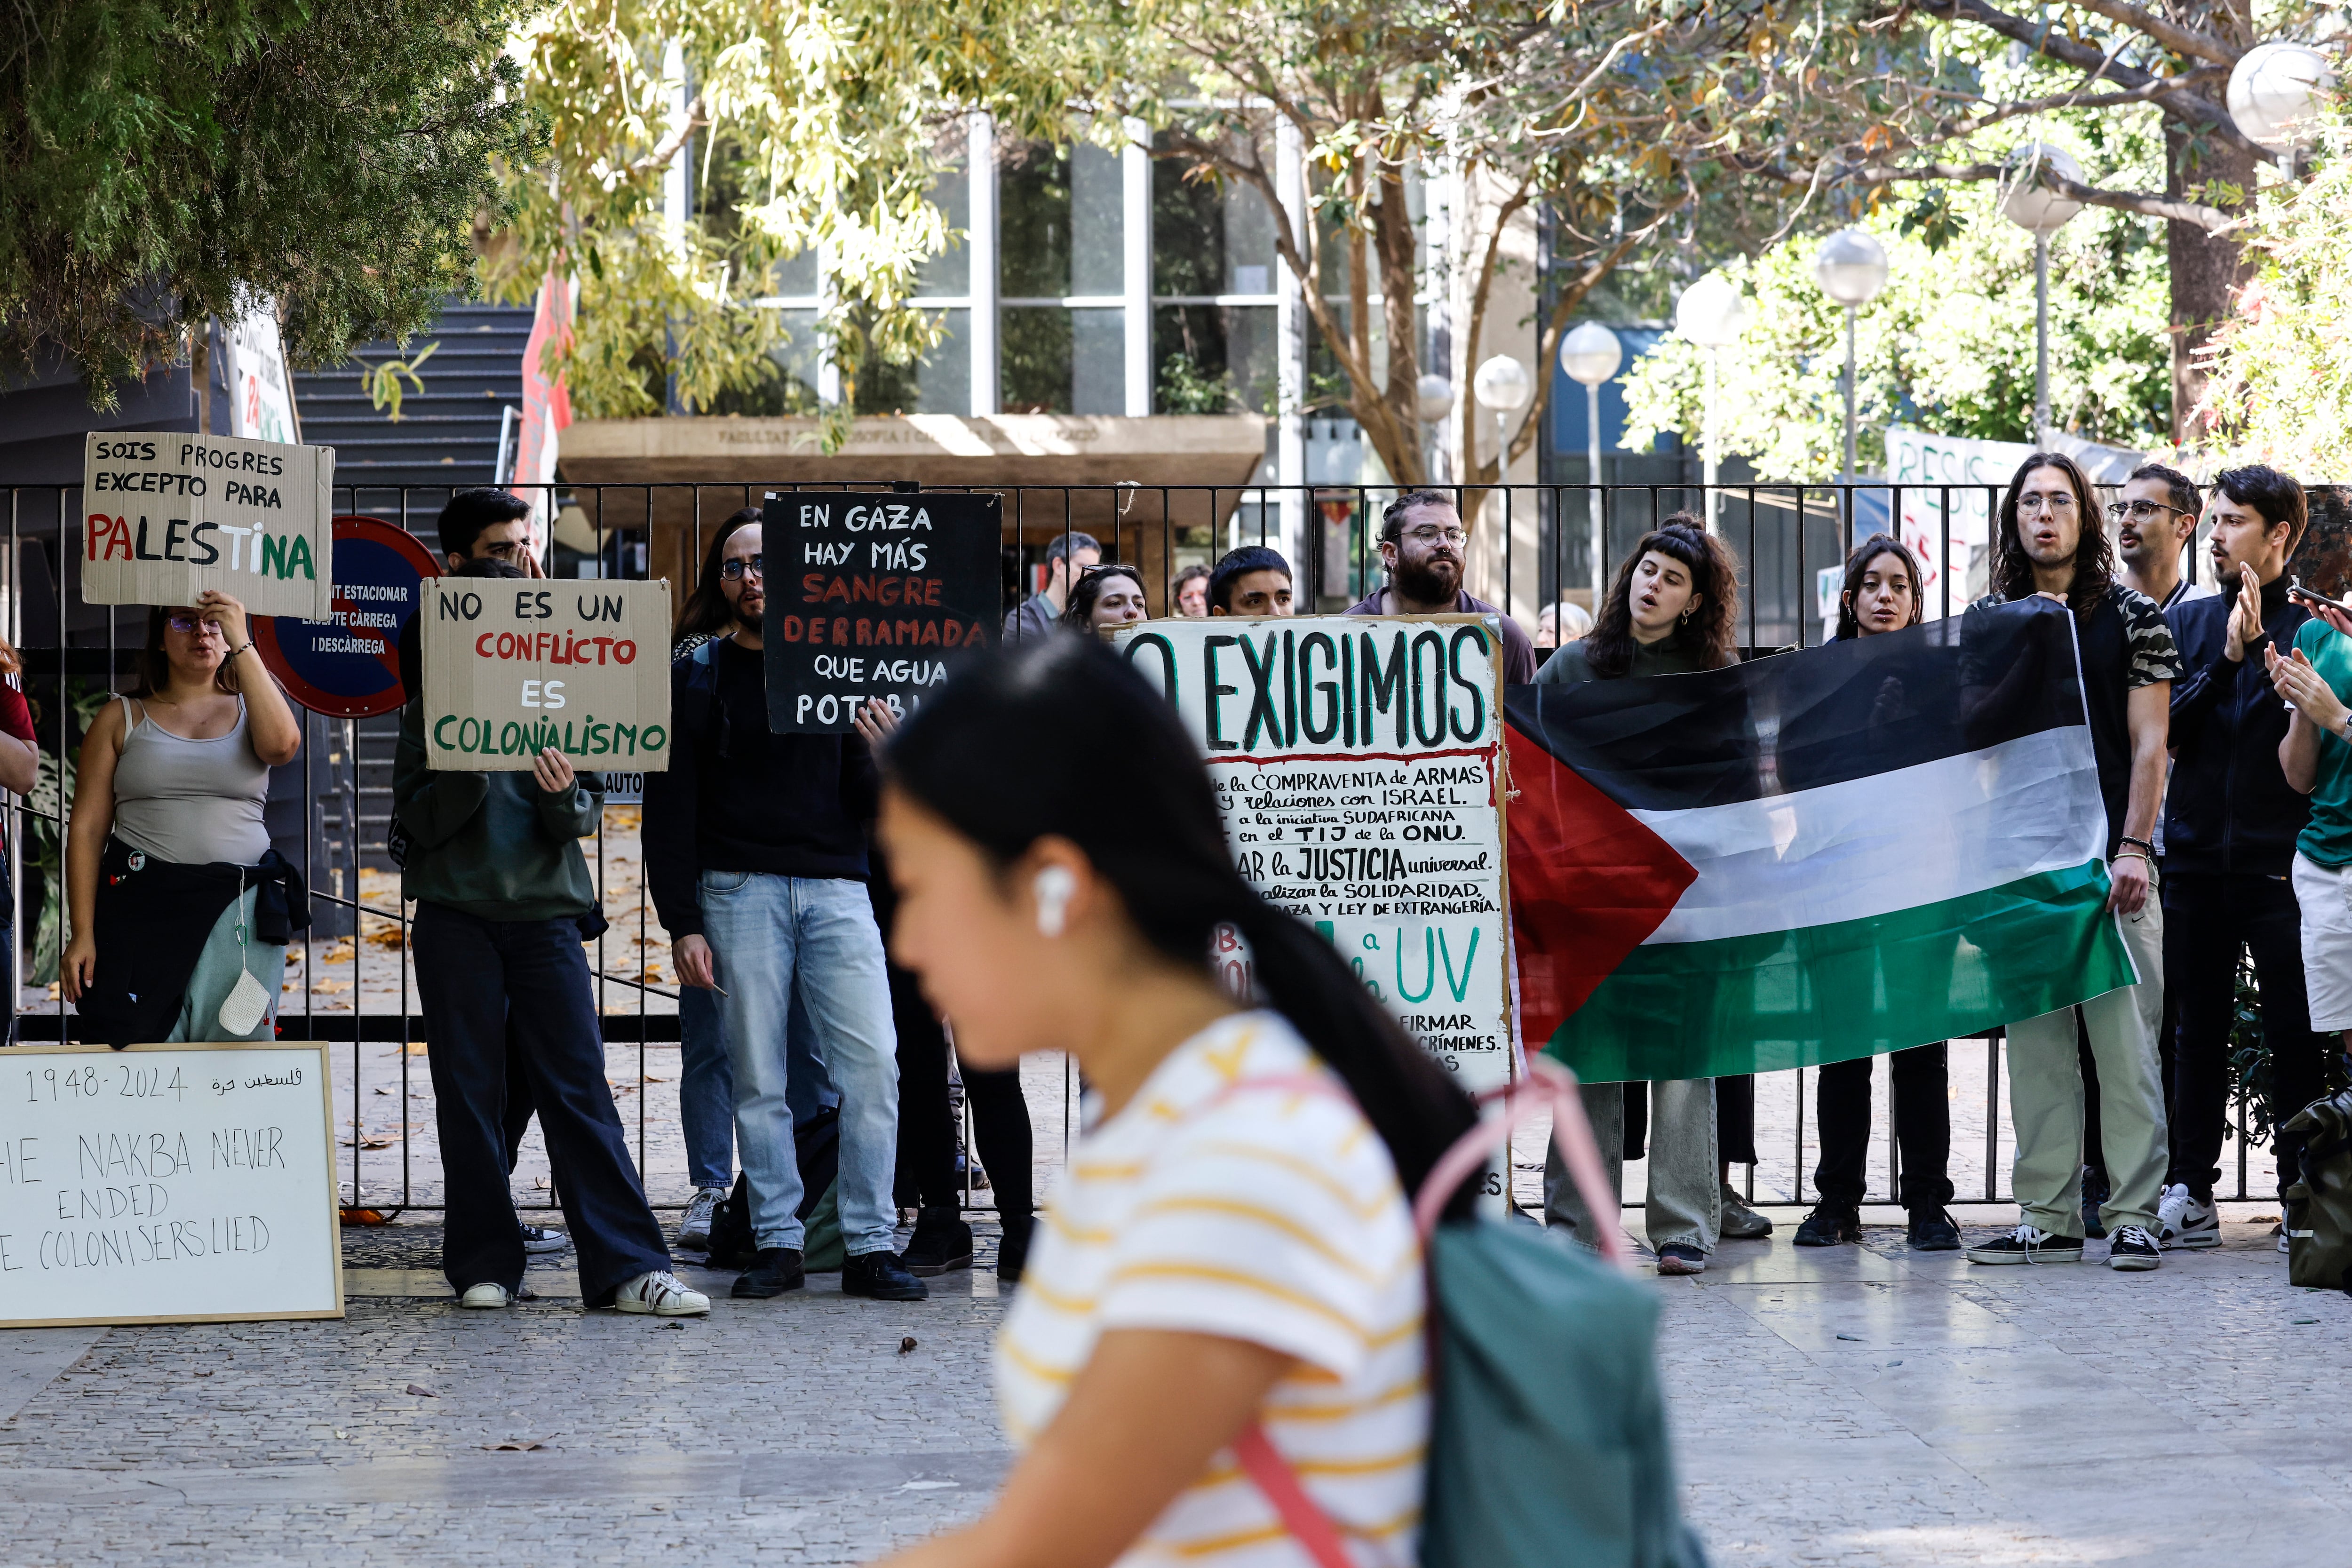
[0,0,539,403]
[2225,950,2352,1146]
[358,342,440,423]
[1617,185,2171,481]
[2196,102,2352,471]
[1159,355,1241,416]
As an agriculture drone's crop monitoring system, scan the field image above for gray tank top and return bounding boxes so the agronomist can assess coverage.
[111,695,271,866]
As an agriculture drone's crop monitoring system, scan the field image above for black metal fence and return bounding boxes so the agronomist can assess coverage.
[0,478,2285,1214]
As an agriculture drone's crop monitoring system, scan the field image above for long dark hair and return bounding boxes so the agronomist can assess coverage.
[1061,564,1148,630]
[1583,512,1740,677]
[677,507,762,640]
[1992,452,2112,614]
[883,637,1480,1215]
[1834,533,1924,641]
[134,607,240,698]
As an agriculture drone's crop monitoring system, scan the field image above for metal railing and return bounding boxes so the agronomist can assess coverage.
[0,478,2288,1213]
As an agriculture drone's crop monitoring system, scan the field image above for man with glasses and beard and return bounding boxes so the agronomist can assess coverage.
[2113,464,2212,613]
[1343,491,1537,682]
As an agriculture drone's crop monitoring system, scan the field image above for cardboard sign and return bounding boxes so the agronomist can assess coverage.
[762,490,1002,732]
[81,430,335,620]
[0,1043,342,1329]
[1116,615,1516,1091]
[419,577,672,771]
[222,302,300,445]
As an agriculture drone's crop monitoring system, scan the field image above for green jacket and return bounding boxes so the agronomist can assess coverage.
[1534,623,1723,685]
[391,703,603,920]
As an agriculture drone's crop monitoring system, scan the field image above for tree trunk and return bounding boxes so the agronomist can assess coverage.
[2166,122,2256,445]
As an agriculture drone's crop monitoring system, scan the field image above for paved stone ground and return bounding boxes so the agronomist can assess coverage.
[0,1199,2344,1565]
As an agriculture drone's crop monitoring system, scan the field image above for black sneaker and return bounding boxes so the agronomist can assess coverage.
[996,1210,1035,1287]
[2107,1224,2161,1271]
[1907,1208,1962,1251]
[842,1250,929,1301]
[901,1206,974,1277]
[519,1222,569,1256]
[730,1247,806,1298]
[2080,1166,2110,1240]
[1965,1224,2083,1265]
[1794,1203,1861,1247]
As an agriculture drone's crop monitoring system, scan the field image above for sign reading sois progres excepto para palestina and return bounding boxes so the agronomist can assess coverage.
[80,430,335,621]
[420,578,672,771]
[1115,614,1517,1092]
[761,490,1002,733]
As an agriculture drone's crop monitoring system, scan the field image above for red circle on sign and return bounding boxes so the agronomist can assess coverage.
[254,516,444,718]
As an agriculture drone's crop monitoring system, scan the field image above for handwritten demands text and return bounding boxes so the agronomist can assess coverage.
[0,1045,339,1327]
[80,431,335,620]
[421,579,673,772]
[1118,616,1516,1091]
[762,491,1002,733]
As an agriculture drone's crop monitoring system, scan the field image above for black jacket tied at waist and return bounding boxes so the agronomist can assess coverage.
[76,840,311,1050]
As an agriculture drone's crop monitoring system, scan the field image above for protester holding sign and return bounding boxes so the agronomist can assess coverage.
[395,556,705,1317]
[870,635,1475,1568]
[1533,517,1740,1274]
[1345,491,1536,682]
[644,519,927,1304]
[63,592,310,1047]
[1207,546,1295,617]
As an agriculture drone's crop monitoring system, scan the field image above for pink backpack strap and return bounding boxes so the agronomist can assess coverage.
[1234,1422,1357,1568]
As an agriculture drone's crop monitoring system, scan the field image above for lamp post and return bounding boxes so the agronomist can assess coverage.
[1812,229,1889,486]
[2228,41,2337,179]
[1560,321,1622,609]
[1472,355,1533,485]
[1414,373,1454,485]
[2000,142,2082,448]
[1675,272,1747,531]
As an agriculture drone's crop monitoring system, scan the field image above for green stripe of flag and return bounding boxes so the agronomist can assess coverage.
[1542,861,2136,1082]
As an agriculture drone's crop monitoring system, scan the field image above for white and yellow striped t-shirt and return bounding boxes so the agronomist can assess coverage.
[996,1011,1425,1567]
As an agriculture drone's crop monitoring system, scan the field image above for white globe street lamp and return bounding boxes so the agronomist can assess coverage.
[2002,142,2083,447]
[2229,40,2336,175]
[1675,273,1747,530]
[1560,322,1622,610]
[1813,228,1889,486]
[1414,373,1455,483]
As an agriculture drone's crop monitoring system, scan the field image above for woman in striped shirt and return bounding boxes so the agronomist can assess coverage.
[871,636,1477,1568]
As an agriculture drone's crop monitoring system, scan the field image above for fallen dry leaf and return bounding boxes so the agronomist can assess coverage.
[485,1441,546,1452]
[898,1336,918,1355]
[406,1383,439,1398]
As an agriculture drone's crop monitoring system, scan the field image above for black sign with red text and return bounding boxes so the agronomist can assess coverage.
[761,490,1002,732]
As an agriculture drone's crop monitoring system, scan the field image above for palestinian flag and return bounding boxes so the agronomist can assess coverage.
[1505,599,2137,1082]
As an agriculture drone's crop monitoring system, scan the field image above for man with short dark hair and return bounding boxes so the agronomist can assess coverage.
[2114,463,2209,612]
[1208,546,1295,616]
[1343,490,1536,681]
[2161,465,2327,1251]
[437,488,542,575]
[1003,532,1101,644]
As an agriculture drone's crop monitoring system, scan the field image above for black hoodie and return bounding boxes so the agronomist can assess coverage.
[2163,574,2310,876]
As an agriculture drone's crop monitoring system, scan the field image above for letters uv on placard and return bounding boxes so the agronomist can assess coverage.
[420,579,673,771]
[1115,615,1517,1093]
[81,431,335,621]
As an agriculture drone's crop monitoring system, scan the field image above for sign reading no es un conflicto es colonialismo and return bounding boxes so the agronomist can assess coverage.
[420,578,672,771]
[761,490,1002,733]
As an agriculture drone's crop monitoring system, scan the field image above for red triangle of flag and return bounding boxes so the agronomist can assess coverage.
[1506,724,1696,1051]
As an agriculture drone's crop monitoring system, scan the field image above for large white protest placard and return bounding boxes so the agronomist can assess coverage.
[81,430,335,620]
[0,1043,342,1329]
[1118,615,1516,1092]
[420,577,672,771]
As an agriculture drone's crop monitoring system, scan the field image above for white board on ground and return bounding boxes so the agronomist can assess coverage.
[1116,615,1516,1092]
[421,577,673,772]
[0,1043,342,1329]
[80,430,335,620]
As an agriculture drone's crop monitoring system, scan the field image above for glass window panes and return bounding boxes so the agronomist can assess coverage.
[1153,304,1276,414]
[770,248,818,299]
[1071,308,1123,413]
[1153,131,1278,298]
[854,308,969,414]
[1002,307,1071,413]
[919,158,969,296]
[1070,145,1122,296]
[998,142,1122,300]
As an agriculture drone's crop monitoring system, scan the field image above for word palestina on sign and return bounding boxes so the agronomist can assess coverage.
[1117,615,1516,1093]
[420,578,673,770]
[80,431,337,621]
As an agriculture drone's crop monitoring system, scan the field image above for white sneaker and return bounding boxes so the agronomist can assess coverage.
[460,1282,512,1309]
[613,1269,710,1316]
[2155,1184,2219,1250]
[677,1187,725,1250]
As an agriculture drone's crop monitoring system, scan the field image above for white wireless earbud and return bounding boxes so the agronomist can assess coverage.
[1033,866,1077,938]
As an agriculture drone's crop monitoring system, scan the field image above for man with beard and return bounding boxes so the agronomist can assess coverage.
[644,520,928,1304]
[1343,490,1537,681]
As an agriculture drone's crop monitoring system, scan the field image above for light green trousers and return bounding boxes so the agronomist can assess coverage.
[1543,1077,1721,1253]
[2002,885,2169,1238]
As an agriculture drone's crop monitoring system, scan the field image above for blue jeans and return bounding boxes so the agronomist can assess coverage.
[678,975,841,1191]
[699,872,898,1254]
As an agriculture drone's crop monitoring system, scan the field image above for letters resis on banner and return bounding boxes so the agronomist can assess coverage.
[420,578,672,772]
[81,431,335,621]
[1117,615,1516,1091]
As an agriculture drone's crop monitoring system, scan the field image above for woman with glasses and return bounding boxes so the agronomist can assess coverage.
[1061,565,1151,635]
[62,591,306,1044]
